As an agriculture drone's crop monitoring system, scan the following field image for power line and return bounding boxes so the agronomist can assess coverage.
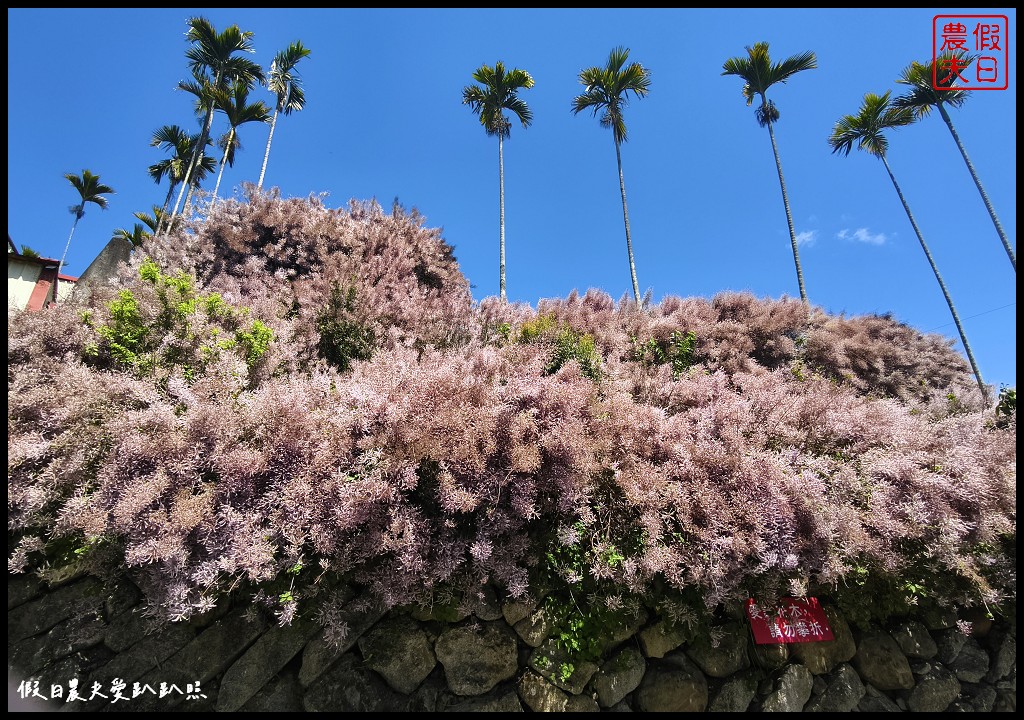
[923,302,1016,333]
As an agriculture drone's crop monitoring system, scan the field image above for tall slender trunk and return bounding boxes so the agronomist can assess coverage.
[155,181,173,238]
[212,127,236,202]
[765,114,808,304]
[154,181,178,238]
[498,132,506,302]
[161,180,176,216]
[881,154,988,405]
[165,153,194,235]
[257,106,280,191]
[184,178,200,219]
[53,211,82,305]
[937,102,1015,272]
[614,137,641,304]
[167,109,212,230]
[166,72,222,235]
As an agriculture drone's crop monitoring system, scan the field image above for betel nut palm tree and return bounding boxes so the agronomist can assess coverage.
[55,170,114,304]
[572,46,651,305]
[722,42,817,304]
[129,206,181,248]
[257,41,310,191]
[111,224,148,248]
[134,206,167,236]
[212,81,271,201]
[164,17,263,235]
[148,125,213,224]
[462,60,535,302]
[173,73,233,216]
[894,51,1015,272]
[829,90,988,404]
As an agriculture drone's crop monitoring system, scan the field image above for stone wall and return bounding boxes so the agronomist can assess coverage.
[7,572,1015,712]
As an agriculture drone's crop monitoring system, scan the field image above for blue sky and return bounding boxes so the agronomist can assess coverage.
[7,8,1016,391]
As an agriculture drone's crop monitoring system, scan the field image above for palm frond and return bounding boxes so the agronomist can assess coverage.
[605,46,630,75]
[828,90,913,159]
[112,223,149,247]
[134,207,164,233]
[616,62,652,98]
[723,42,815,123]
[65,169,114,209]
[894,52,972,118]
[771,50,817,84]
[463,60,535,140]
[267,41,310,114]
[572,47,650,145]
[282,83,306,114]
[184,17,263,95]
[150,124,189,149]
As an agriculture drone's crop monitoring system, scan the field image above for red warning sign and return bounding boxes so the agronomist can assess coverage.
[746,597,834,644]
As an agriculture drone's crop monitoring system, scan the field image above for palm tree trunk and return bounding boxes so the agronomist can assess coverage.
[166,157,194,234]
[184,178,199,218]
[614,137,642,304]
[937,103,1015,272]
[53,212,82,305]
[154,181,177,237]
[161,181,177,216]
[257,107,280,191]
[498,132,506,302]
[167,76,220,235]
[881,155,988,405]
[766,119,808,304]
[167,113,209,230]
[212,128,235,202]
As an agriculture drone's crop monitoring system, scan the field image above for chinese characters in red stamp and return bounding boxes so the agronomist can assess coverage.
[933,15,1009,90]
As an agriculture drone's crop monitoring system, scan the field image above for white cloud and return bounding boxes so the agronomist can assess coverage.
[837,227,886,245]
[795,230,817,247]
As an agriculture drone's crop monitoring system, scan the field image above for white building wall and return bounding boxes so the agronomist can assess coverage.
[7,257,41,310]
[56,278,76,303]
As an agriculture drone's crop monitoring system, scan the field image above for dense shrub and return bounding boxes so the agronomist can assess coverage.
[8,194,1014,639]
[81,258,273,383]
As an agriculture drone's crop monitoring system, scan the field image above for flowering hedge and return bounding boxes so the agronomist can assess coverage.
[8,193,1015,635]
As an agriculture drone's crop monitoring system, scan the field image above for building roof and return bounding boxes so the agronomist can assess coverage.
[7,243,78,281]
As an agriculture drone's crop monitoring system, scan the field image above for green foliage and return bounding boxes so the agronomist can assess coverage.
[631,329,697,378]
[540,522,637,664]
[512,313,601,381]
[517,312,557,343]
[546,328,601,381]
[14,532,119,587]
[236,320,274,367]
[19,244,41,259]
[946,391,970,416]
[496,322,513,343]
[83,259,272,382]
[995,386,1016,428]
[791,359,806,382]
[73,535,106,558]
[95,289,151,371]
[317,282,377,372]
[827,550,984,630]
[543,598,615,661]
